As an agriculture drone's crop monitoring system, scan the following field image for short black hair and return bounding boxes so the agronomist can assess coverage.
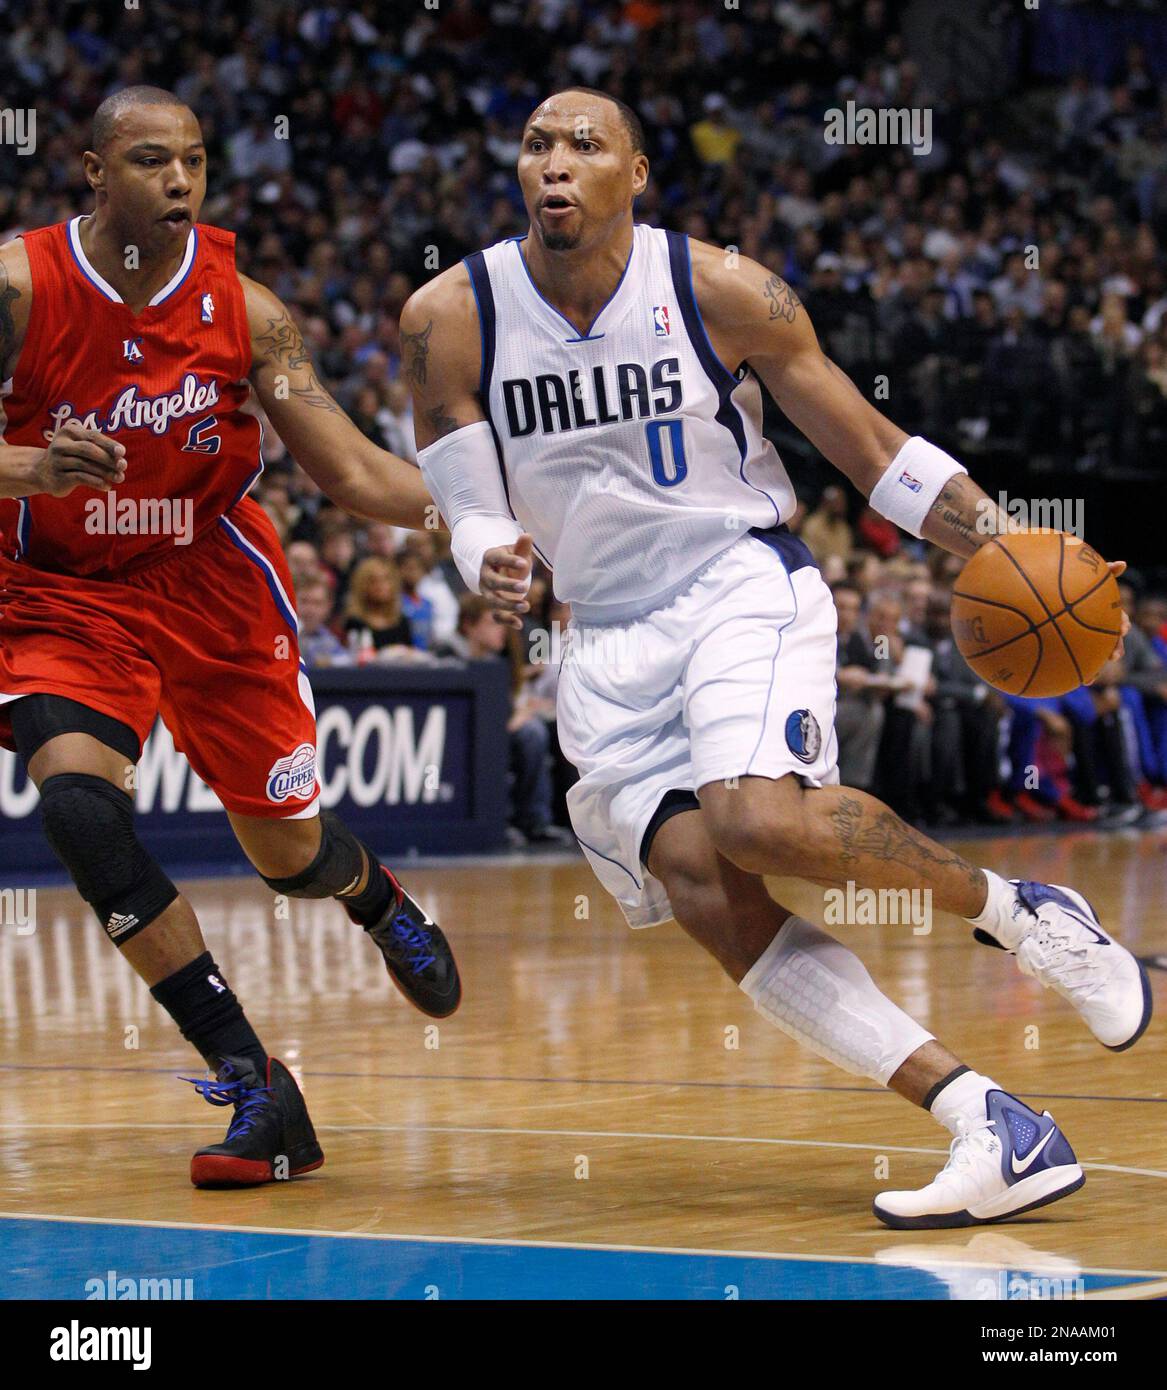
[91,86,192,153]
[530,88,646,156]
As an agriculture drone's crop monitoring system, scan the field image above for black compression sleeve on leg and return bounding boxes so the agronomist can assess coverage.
[150,953,267,1075]
[342,858,393,925]
[260,811,392,922]
[10,694,141,764]
[260,811,364,898]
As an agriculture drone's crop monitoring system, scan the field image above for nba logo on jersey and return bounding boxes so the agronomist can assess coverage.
[652,304,670,337]
[122,338,144,363]
[201,293,215,324]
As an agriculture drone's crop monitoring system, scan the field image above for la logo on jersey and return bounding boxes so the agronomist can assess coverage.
[266,742,318,804]
[653,304,671,337]
[201,293,215,324]
[122,338,144,363]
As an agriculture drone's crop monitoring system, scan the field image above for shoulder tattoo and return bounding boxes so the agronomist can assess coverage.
[762,272,801,324]
[254,307,343,416]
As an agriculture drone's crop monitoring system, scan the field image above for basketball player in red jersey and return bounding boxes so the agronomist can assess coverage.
[0,87,458,1188]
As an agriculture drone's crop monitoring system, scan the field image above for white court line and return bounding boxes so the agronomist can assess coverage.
[2,1210,1164,1281]
[3,1118,1167,1179]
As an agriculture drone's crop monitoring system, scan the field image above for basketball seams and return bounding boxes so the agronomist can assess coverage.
[954,554,1114,619]
[1062,612,1122,637]
[994,538,1058,623]
[1058,537,1121,642]
[954,533,1120,695]
[1058,543,1117,612]
[1056,531,1068,611]
[1060,559,1122,639]
[1019,626,1043,696]
[951,588,1044,616]
[950,583,1046,662]
[953,608,1053,662]
[1072,568,1119,606]
[950,595,1116,657]
[991,536,1084,685]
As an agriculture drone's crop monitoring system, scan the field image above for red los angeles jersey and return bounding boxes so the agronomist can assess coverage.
[0,217,262,576]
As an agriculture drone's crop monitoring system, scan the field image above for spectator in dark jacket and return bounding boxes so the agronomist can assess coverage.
[922,588,1006,825]
[831,581,888,791]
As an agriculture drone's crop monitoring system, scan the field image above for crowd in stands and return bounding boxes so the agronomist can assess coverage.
[6,1,1167,479]
[5,0,1167,839]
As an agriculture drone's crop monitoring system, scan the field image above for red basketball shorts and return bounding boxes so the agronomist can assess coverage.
[0,496,319,819]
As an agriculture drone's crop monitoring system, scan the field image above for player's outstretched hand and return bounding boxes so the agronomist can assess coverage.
[35,420,126,497]
[481,533,534,629]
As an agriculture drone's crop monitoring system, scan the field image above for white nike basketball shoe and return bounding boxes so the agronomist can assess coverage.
[874,1090,1084,1230]
[974,881,1153,1051]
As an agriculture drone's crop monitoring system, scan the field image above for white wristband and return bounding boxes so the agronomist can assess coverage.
[869,437,967,539]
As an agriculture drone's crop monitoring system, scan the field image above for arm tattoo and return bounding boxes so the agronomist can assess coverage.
[922,472,999,557]
[762,272,800,324]
[254,308,344,416]
[426,402,458,438]
[830,794,982,893]
[0,260,20,380]
[402,318,433,388]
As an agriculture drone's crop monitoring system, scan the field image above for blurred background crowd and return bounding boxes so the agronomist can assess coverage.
[4,0,1167,840]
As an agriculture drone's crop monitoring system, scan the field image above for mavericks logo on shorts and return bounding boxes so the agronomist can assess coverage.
[266,743,318,804]
[785,709,822,764]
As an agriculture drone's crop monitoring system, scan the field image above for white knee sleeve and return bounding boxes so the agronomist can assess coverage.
[740,916,933,1085]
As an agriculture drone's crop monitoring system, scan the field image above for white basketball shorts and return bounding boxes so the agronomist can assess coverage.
[557,530,840,928]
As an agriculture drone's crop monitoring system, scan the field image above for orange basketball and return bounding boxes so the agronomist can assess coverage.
[951,531,1122,697]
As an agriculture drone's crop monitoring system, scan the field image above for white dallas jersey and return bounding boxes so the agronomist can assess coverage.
[467,224,802,623]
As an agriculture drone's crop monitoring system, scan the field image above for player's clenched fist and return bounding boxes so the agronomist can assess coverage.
[481,532,534,628]
[35,419,126,497]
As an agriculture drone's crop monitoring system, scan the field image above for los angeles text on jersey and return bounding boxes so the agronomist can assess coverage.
[43,372,221,440]
[501,357,682,436]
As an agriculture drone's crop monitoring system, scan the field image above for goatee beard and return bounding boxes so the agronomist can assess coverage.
[541,228,581,252]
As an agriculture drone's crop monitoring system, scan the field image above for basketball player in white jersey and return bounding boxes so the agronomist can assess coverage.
[400,89,1152,1228]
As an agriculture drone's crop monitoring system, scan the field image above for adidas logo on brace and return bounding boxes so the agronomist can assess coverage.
[105,911,140,939]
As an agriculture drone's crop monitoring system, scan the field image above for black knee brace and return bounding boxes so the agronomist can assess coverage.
[260,811,368,899]
[39,774,178,945]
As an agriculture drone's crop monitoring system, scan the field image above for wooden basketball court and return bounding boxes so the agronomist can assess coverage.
[2,830,1164,1299]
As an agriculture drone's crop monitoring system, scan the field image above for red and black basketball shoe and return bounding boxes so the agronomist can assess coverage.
[185,1056,324,1188]
[345,866,462,1018]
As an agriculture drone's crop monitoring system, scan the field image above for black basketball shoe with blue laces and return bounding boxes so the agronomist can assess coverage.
[185,1055,324,1188]
[346,866,461,1018]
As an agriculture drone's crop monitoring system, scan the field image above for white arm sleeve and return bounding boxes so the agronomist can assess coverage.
[416,420,525,594]
[868,436,967,539]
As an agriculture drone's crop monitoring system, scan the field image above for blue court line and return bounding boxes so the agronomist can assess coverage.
[0,1062,1161,1107]
[0,1217,1155,1301]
